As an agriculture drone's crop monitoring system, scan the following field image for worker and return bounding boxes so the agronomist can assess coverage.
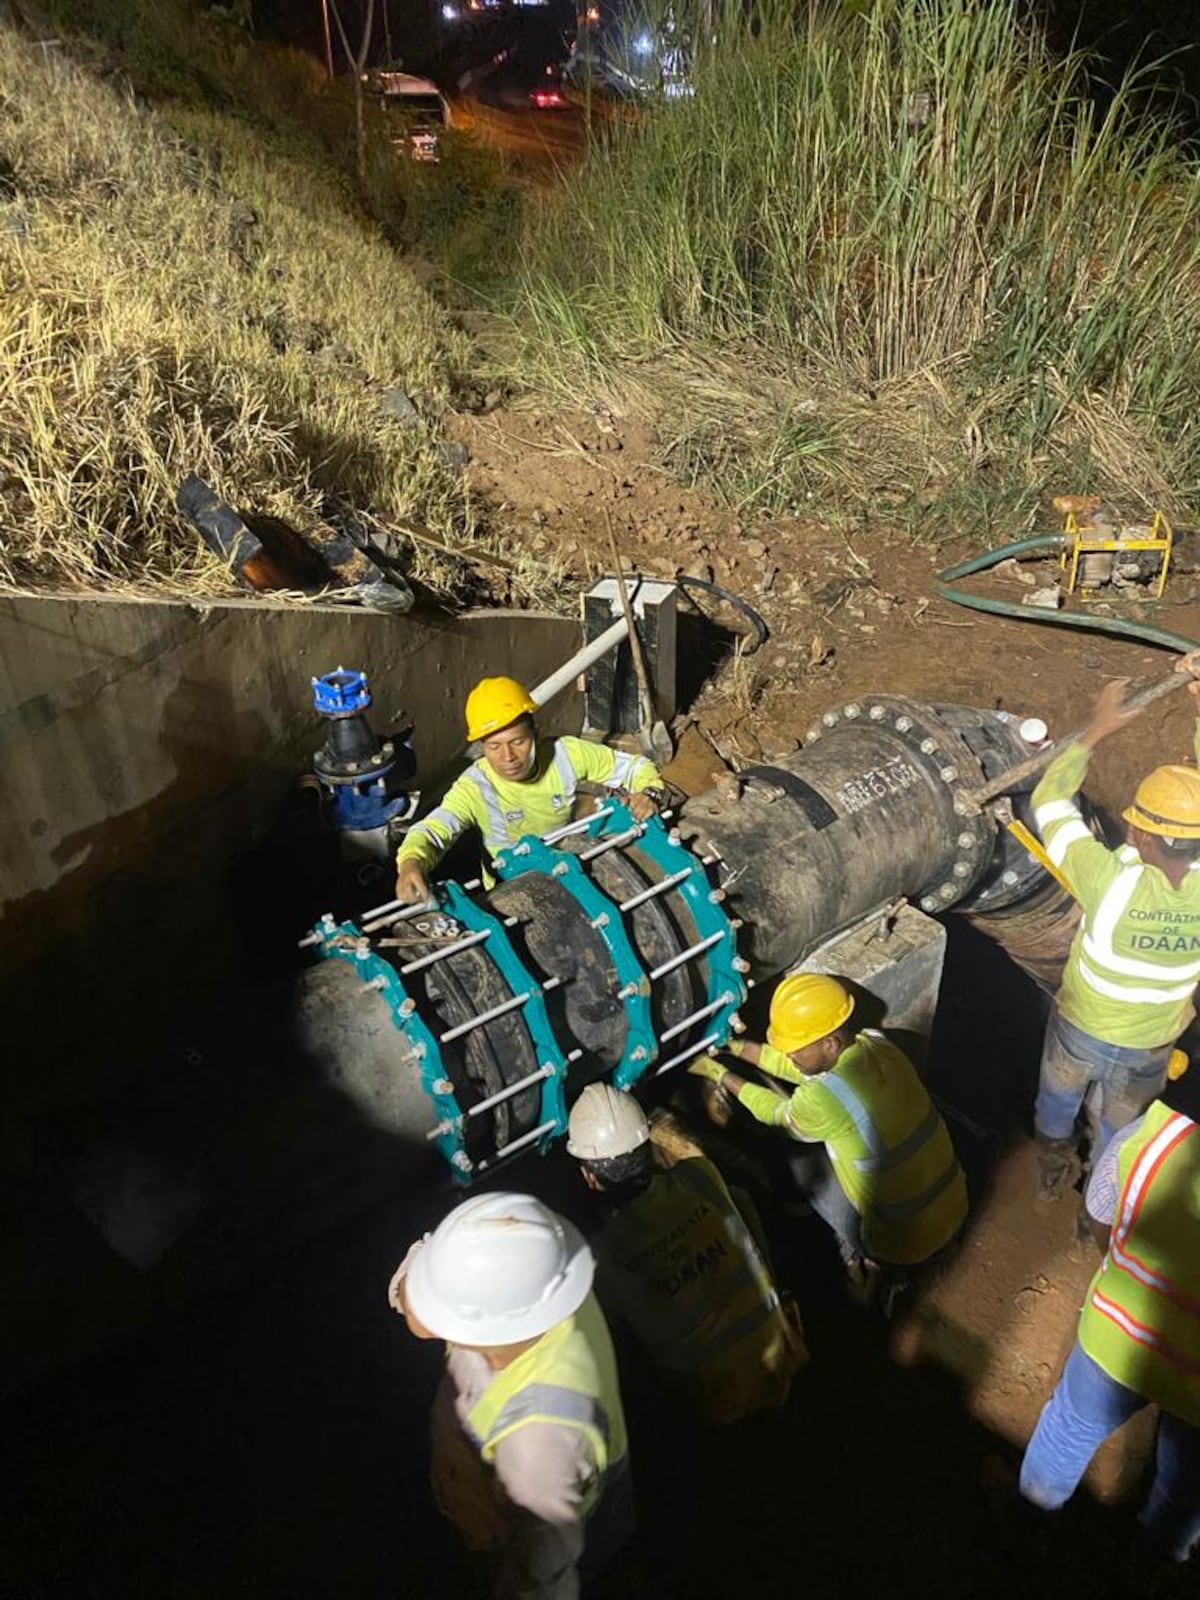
[394,676,666,904]
[564,1084,807,1426]
[688,973,967,1284]
[387,1190,633,1600]
[1019,1099,1200,1566]
[1029,654,1200,1203]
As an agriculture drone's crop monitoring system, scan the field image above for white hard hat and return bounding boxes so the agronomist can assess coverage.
[566,1084,650,1160]
[404,1191,594,1346]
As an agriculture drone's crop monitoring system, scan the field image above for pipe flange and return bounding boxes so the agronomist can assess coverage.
[798,696,996,909]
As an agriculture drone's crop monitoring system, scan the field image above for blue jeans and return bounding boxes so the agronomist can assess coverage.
[1020,1341,1200,1562]
[1035,1009,1171,1152]
[787,1145,863,1264]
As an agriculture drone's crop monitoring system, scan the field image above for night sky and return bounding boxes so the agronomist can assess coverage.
[251,2,1200,124]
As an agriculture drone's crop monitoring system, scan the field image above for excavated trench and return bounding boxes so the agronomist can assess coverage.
[4,654,1198,1596]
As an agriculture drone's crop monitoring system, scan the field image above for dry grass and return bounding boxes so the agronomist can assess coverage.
[0,17,547,601]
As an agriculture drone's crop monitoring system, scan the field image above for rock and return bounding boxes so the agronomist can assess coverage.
[1022,585,1063,611]
[992,556,1037,587]
[379,387,420,424]
[744,538,767,559]
[435,440,470,471]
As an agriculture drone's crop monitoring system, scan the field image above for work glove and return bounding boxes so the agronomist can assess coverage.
[687,1055,727,1084]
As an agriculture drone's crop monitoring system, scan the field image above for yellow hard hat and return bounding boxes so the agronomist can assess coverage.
[766,972,855,1054]
[1123,765,1200,840]
[465,677,538,744]
[1168,1048,1190,1082]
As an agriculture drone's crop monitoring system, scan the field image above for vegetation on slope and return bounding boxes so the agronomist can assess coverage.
[0,3,524,598]
[511,0,1200,535]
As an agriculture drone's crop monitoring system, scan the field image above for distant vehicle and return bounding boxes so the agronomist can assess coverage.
[529,63,566,110]
[383,73,451,163]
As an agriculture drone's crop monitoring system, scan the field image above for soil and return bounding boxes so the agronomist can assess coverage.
[5,405,1199,1596]
[450,402,1200,815]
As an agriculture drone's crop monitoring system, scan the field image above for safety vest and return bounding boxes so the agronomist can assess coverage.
[1033,743,1200,1048]
[462,1293,629,1514]
[1078,1101,1200,1425]
[396,736,656,872]
[592,1159,806,1423]
[764,1031,967,1266]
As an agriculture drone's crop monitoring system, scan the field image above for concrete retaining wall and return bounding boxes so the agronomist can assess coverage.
[0,593,582,1120]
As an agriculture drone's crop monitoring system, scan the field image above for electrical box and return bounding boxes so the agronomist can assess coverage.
[582,578,678,738]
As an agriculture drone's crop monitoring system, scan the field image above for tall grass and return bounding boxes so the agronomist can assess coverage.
[0,6,544,598]
[514,0,1200,526]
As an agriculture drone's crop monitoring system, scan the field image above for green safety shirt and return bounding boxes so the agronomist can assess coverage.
[735,1031,967,1266]
[590,1157,806,1425]
[1032,734,1200,1048]
[396,736,660,873]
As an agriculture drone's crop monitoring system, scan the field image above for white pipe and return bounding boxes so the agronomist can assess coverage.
[530,615,630,707]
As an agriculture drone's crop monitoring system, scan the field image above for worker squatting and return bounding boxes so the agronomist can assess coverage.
[386,662,1200,1598]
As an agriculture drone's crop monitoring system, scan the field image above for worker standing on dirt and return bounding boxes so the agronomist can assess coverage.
[1029,653,1200,1204]
[564,1084,807,1426]
[387,1190,633,1599]
[394,676,665,903]
[1019,1099,1200,1567]
[688,973,967,1293]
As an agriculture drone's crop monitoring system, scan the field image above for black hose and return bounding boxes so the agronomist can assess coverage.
[932,534,1199,655]
[675,573,770,655]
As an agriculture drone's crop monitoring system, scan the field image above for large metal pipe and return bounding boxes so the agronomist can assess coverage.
[296,695,1072,1179]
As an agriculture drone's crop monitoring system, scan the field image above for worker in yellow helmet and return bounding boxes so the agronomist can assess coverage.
[387,1191,633,1598]
[565,1084,807,1426]
[1029,652,1200,1209]
[1020,1099,1200,1566]
[689,973,967,1293]
[394,676,665,904]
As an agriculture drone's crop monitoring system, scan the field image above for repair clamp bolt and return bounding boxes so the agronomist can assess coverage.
[399,997,416,1017]
[895,716,913,732]
[552,860,569,876]
[920,738,937,755]
[432,1078,454,1095]
[733,956,751,973]
[957,832,976,849]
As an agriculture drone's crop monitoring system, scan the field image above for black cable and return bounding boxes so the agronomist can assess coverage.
[674,573,770,655]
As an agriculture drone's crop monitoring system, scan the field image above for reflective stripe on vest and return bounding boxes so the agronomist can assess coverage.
[873,1154,963,1221]
[1108,1112,1200,1319]
[552,740,579,803]
[1076,857,1200,1004]
[606,748,647,790]
[1081,1106,1200,1406]
[485,1382,611,1455]
[463,764,510,855]
[811,1071,944,1178]
[410,803,468,850]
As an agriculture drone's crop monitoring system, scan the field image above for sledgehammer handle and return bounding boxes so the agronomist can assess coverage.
[965,670,1194,808]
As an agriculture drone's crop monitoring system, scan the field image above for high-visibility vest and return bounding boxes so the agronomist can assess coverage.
[592,1158,807,1423]
[462,1293,629,1515]
[1033,741,1200,1048]
[396,736,658,871]
[750,1031,967,1266]
[1078,1101,1200,1425]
